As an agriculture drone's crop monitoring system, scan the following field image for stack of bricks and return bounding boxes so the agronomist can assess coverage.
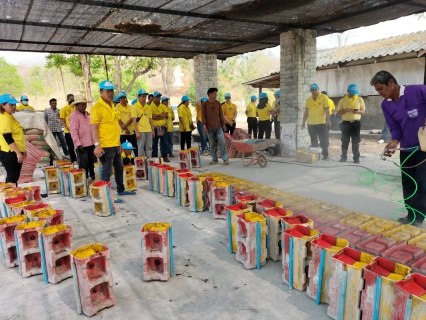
[89,181,115,217]
[123,165,137,192]
[141,223,174,281]
[14,221,46,277]
[211,182,232,219]
[68,169,87,198]
[71,243,115,316]
[44,167,61,195]
[0,215,27,268]
[134,156,148,180]
[39,224,73,284]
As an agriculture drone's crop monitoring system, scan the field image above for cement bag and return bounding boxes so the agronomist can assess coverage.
[30,140,49,146]
[419,126,426,151]
[25,128,43,135]
[280,123,297,156]
[25,135,44,141]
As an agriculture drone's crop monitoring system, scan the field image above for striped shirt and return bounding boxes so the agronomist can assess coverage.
[44,107,63,133]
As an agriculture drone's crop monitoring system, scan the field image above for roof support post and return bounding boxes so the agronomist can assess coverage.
[194,54,218,102]
[280,29,317,153]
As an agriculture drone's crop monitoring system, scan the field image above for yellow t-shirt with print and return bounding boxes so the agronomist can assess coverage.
[257,103,273,121]
[16,105,35,112]
[178,104,192,132]
[60,104,75,133]
[305,92,330,125]
[90,98,121,148]
[337,95,365,121]
[115,103,134,135]
[150,102,168,127]
[0,113,26,152]
[166,106,175,132]
[131,101,152,133]
[222,102,237,121]
[246,102,257,118]
[196,104,203,123]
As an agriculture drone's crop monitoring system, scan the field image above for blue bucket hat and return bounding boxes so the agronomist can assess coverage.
[117,91,126,98]
[153,91,162,97]
[224,93,231,99]
[347,84,359,95]
[161,96,169,102]
[137,89,148,96]
[0,94,19,105]
[259,92,268,99]
[251,95,257,101]
[274,90,280,97]
[99,80,115,90]
[131,99,137,105]
[20,95,28,101]
[201,97,208,103]
[181,95,190,102]
[310,83,319,90]
[121,141,136,150]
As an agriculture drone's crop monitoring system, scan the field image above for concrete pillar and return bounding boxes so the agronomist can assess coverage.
[193,54,218,101]
[280,29,317,151]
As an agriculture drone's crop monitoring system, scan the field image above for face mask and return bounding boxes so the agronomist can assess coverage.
[68,100,74,105]
[22,101,28,106]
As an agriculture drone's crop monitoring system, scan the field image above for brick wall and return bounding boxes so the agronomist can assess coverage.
[194,54,218,102]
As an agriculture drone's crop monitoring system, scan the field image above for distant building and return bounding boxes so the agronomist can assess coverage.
[244,31,426,129]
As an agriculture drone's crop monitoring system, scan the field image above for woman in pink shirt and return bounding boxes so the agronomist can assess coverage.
[69,95,96,180]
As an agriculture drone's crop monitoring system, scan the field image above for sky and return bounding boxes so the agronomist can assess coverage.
[0,13,425,65]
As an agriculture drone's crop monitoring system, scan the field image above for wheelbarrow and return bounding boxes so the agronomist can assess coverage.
[231,139,276,167]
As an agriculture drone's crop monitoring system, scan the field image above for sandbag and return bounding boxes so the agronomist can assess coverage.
[25,135,44,141]
[30,140,49,146]
[39,156,50,163]
[25,128,44,135]
[33,145,51,151]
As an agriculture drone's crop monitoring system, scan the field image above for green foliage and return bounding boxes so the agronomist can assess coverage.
[27,66,47,98]
[0,57,24,97]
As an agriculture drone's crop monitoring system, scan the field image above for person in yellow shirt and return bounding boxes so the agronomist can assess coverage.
[131,89,154,158]
[337,84,366,164]
[222,93,237,135]
[162,96,176,157]
[256,92,273,139]
[91,80,136,202]
[302,83,331,160]
[178,95,195,150]
[16,95,35,112]
[150,91,170,162]
[0,94,26,186]
[321,91,335,114]
[196,97,209,155]
[272,90,281,139]
[116,91,138,157]
[60,93,77,163]
[246,95,258,138]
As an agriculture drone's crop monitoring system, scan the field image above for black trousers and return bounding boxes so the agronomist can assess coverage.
[307,124,328,158]
[339,121,361,160]
[76,145,96,179]
[180,131,192,150]
[225,122,236,135]
[274,120,281,140]
[65,132,77,162]
[99,147,124,193]
[401,151,426,223]
[0,151,23,185]
[247,117,258,139]
[258,120,271,139]
[120,133,138,157]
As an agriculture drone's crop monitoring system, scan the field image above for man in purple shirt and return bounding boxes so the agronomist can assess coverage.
[371,70,426,226]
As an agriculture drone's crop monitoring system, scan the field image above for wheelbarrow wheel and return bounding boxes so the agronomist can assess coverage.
[258,153,267,168]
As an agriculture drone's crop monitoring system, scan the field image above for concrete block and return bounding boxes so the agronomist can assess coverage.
[188,177,208,212]
[30,209,64,226]
[43,167,61,195]
[359,218,399,235]
[262,208,293,261]
[225,203,252,253]
[392,273,426,320]
[212,182,232,220]
[0,215,27,268]
[89,181,115,217]
[68,169,87,198]
[134,156,148,180]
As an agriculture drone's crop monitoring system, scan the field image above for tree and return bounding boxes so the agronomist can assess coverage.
[0,58,24,97]
[123,57,159,93]
[45,53,67,96]
[114,56,123,92]
[160,58,174,98]
[326,30,353,47]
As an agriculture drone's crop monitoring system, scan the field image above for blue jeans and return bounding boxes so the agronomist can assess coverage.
[207,127,228,161]
[381,122,389,141]
[152,127,168,158]
[197,121,207,152]
[52,131,69,155]
[167,132,174,155]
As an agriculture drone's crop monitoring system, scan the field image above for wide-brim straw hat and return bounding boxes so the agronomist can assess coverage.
[70,94,88,106]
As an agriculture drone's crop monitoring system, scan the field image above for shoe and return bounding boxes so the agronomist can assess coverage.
[398,217,414,224]
[169,154,175,157]
[90,176,95,181]
[202,150,209,156]
[339,157,347,163]
[117,190,136,196]
[378,139,385,144]
[114,197,123,204]
[354,159,360,164]
[163,157,170,162]
[41,193,48,198]
[413,221,423,227]
[322,156,329,161]
[224,160,230,165]
[209,160,218,165]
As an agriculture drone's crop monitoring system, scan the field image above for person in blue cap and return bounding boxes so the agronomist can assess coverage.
[222,93,237,135]
[162,96,175,157]
[337,84,366,163]
[0,94,26,185]
[272,90,281,139]
[196,97,209,155]
[113,96,119,106]
[178,95,195,150]
[121,141,136,165]
[256,92,273,139]
[302,83,331,160]
[245,95,258,138]
[131,89,154,158]
[60,93,77,163]
[116,91,138,157]
[16,95,35,112]
[150,91,170,162]
[91,80,136,203]
[131,99,137,105]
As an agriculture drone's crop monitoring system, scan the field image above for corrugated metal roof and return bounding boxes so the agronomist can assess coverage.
[317,31,426,67]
